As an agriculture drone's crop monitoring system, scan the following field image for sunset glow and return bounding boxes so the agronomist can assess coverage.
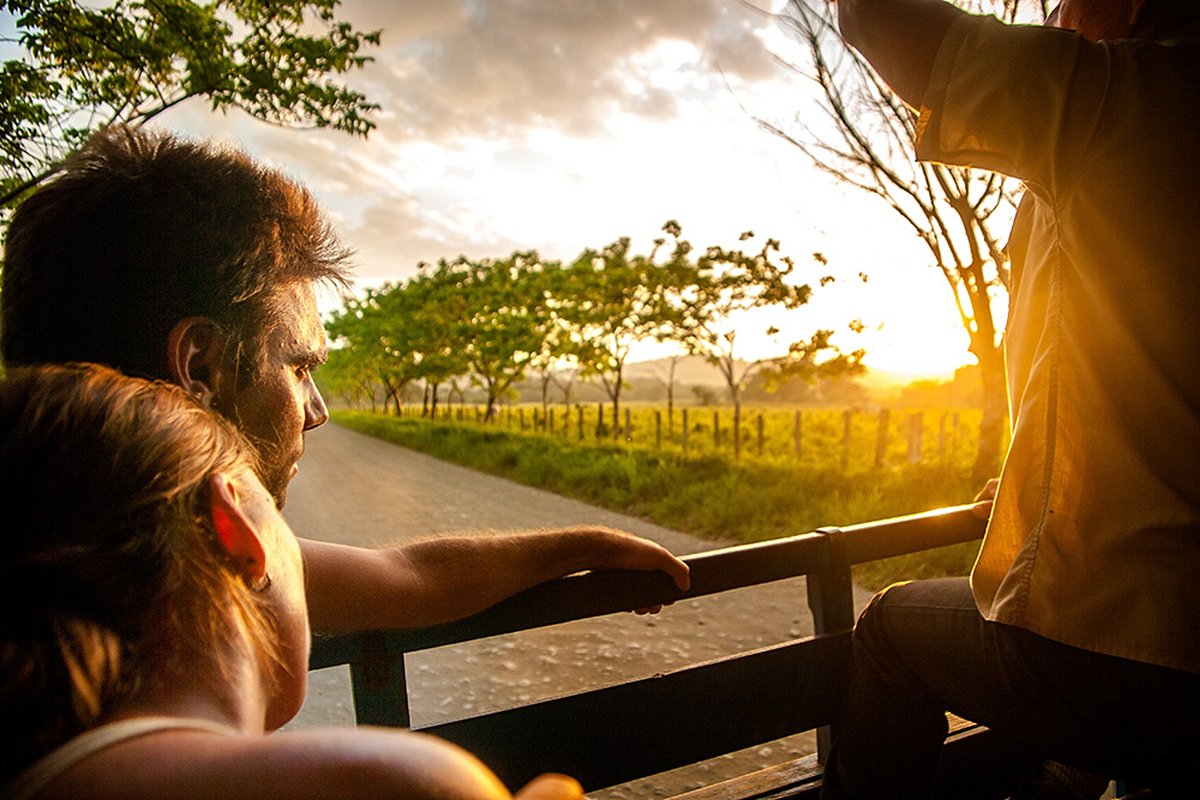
[161,0,980,382]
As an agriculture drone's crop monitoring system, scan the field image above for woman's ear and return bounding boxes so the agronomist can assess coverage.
[209,472,267,585]
[167,317,228,408]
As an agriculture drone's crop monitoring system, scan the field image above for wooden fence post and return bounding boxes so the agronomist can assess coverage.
[907,412,924,464]
[578,405,584,441]
[595,403,604,438]
[757,414,765,456]
[682,409,689,452]
[713,411,721,449]
[625,408,632,442]
[519,408,526,431]
[875,409,891,470]
[656,411,662,449]
[938,413,948,462]
[794,411,803,460]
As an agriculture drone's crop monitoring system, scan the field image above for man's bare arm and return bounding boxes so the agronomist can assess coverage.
[836,0,965,107]
[300,529,691,634]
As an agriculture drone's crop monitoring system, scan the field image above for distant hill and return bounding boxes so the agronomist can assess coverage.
[501,356,972,407]
[623,355,952,392]
[857,367,957,393]
[622,355,733,387]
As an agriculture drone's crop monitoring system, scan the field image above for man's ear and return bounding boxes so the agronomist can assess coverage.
[209,472,268,585]
[167,317,228,408]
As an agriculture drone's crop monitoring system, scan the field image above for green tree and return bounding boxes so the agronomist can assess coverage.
[397,270,472,419]
[326,285,418,416]
[425,252,554,422]
[556,232,684,437]
[1,0,380,207]
[764,0,1049,478]
[526,261,579,423]
[671,230,864,458]
[317,344,378,411]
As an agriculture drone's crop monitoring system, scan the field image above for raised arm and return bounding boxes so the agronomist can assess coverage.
[835,0,965,107]
[300,528,691,634]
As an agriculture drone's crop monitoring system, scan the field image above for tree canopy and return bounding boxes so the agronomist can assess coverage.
[670,231,864,457]
[0,0,380,207]
[324,222,864,450]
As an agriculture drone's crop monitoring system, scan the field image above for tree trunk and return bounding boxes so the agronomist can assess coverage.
[611,392,621,440]
[972,345,1008,483]
[733,398,743,460]
[610,364,624,440]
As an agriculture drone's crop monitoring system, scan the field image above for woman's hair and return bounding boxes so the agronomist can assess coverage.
[0,363,283,781]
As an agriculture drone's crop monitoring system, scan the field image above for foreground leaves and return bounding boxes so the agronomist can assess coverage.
[1,0,380,206]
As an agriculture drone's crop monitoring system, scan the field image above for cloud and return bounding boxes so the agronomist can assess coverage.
[343,0,780,141]
[166,0,809,288]
[340,192,531,284]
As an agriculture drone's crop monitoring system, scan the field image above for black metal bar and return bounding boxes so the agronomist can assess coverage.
[806,527,856,764]
[418,634,850,793]
[365,532,833,653]
[348,631,411,727]
[308,504,989,759]
[840,505,985,564]
[310,505,985,668]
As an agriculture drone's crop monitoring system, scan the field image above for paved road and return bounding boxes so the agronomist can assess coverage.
[282,422,873,798]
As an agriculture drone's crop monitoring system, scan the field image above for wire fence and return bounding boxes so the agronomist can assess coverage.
[379,402,982,472]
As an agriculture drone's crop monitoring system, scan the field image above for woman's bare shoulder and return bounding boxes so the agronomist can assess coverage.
[43,725,512,800]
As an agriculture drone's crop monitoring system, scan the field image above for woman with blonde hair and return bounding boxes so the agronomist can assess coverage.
[0,363,580,799]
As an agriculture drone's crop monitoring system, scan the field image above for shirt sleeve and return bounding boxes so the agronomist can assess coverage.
[915,14,1108,196]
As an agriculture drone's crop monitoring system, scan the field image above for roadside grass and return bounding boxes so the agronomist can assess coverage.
[333,410,982,591]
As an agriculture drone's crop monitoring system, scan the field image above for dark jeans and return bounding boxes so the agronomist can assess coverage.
[820,578,1200,799]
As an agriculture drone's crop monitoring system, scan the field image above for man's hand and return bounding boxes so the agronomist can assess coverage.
[972,477,1000,519]
[579,527,691,615]
[582,527,691,593]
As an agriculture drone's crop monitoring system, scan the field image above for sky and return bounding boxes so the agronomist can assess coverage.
[147,1,976,380]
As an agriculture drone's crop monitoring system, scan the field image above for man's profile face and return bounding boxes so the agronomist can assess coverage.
[217,281,329,507]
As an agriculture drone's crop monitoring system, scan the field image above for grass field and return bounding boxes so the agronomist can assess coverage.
[390,401,982,470]
[333,407,986,591]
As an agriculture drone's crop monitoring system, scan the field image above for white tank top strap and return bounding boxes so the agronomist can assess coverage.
[3,716,239,800]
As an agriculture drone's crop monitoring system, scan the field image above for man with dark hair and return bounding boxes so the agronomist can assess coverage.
[818,0,1200,796]
[2,125,690,635]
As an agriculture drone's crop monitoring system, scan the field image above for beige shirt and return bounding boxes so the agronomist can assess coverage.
[917,14,1200,674]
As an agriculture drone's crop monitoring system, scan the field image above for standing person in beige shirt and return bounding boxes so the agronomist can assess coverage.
[821,0,1200,796]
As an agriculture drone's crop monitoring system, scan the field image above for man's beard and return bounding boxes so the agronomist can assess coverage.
[257,441,299,509]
